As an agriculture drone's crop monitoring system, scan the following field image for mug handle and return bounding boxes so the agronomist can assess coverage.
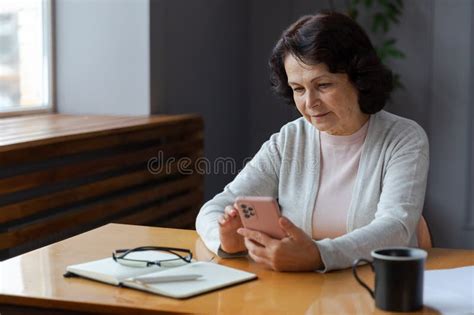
[352,258,375,298]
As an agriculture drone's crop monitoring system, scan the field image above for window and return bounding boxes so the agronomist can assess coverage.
[0,0,54,116]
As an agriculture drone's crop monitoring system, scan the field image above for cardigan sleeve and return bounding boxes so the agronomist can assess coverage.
[315,122,430,272]
[195,133,281,256]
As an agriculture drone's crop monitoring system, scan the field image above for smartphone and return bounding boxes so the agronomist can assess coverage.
[235,196,286,240]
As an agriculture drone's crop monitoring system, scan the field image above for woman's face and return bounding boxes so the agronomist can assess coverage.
[284,54,369,136]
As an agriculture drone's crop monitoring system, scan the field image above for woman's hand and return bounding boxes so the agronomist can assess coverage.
[218,205,246,253]
[237,216,323,271]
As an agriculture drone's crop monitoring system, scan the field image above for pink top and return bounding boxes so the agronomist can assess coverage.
[312,121,369,240]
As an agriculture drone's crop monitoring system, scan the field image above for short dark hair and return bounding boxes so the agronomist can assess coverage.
[269,11,393,114]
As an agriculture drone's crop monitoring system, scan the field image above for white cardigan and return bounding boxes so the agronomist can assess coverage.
[195,110,429,272]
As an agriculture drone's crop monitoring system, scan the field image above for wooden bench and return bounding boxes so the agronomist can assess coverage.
[0,114,204,260]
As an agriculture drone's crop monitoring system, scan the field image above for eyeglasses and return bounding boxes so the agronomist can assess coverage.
[112,246,193,268]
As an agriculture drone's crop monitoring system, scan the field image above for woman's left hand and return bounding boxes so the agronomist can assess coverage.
[237,216,323,271]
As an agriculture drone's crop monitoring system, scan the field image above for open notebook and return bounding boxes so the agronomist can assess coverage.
[65,251,257,299]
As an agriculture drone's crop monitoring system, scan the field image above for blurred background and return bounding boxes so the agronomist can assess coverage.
[1,0,472,249]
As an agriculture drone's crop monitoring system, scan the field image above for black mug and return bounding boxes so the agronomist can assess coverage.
[352,247,427,312]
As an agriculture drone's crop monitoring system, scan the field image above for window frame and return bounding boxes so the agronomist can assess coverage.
[0,0,55,118]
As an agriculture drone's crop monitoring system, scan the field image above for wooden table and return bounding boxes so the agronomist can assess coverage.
[0,224,473,314]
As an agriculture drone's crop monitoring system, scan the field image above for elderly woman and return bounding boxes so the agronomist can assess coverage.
[195,11,429,272]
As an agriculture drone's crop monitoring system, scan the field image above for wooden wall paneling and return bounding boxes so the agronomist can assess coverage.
[0,119,203,166]
[0,114,204,260]
[0,137,202,195]
[0,173,203,251]
[114,189,204,228]
[0,151,202,224]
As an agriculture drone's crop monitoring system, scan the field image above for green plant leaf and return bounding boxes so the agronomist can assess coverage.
[375,50,384,62]
[386,47,406,59]
[375,45,388,62]
[387,12,400,24]
[372,13,386,33]
[386,3,401,25]
[382,17,389,32]
[374,14,390,33]
[378,0,389,8]
[393,73,405,90]
[342,0,406,90]
[395,0,404,10]
[388,2,401,15]
[383,38,397,48]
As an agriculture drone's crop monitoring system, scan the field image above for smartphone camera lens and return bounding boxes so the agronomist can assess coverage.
[247,207,254,216]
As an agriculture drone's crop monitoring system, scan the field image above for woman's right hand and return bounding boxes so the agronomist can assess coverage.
[218,205,246,253]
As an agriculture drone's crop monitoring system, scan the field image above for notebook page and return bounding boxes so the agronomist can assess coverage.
[123,261,257,298]
[66,251,182,285]
[424,266,474,314]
